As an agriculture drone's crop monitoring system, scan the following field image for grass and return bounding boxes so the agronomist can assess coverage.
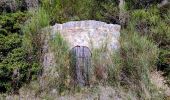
[40,33,71,95]
[18,4,168,99]
[91,45,121,86]
[50,33,70,94]
[22,7,50,53]
[117,30,164,99]
[13,23,165,99]
[0,0,169,99]
[20,13,165,100]
[90,29,163,99]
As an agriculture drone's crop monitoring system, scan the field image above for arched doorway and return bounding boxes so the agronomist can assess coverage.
[70,46,92,86]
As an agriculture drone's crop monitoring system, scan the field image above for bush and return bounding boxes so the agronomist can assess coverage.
[86,30,162,99]
[22,7,50,59]
[0,11,40,93]
[117,31,161,99]
[40,0,119,24]
[125,0,162,10]
[127,7,170,85]
[41,33,70,95]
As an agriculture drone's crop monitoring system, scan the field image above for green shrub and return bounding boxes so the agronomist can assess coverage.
[19,7,50,93]
[91,42,121,86]
[0,11,40,93]
[22,7,50,55]
[127,6,170,86]
[0,48,32,92]
[88,29,162,99]
[0,11,28,34]
[40,0,119,23]
[41,33,71,94]
[117,31,161,99]
[125,0,161,10]
[48,33,70,94]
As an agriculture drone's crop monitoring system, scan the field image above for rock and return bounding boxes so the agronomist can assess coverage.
[51,20,121,50]
[41,20,121,88]
[43,20,120,67]
[43,20,120,69]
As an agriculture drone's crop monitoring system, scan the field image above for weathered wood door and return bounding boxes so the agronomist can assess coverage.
[70,46,92,86]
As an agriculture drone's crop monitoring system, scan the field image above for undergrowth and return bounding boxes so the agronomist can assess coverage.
[40,33,71,95]
[119,31,162,99]
[0,0,169,99]
[22,7,50,53]
[0,11,40,93]
[128,6,170,87]
[90,30,163,99]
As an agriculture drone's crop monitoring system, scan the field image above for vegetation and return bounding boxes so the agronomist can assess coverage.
[0,0,169,99]
[90,31,162,99]
[0,11,40,93]
[128,6,170,86]
[40,0,119,24]
[119,32,161,99]
[46,33,70,94]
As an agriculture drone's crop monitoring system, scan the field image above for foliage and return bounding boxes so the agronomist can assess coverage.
[0,11,28,34]
[0,0,40,14]
[125,0,162,10]
[117,31,162,99]
[40,0,119,24]
[89,30,162,99]
[0,1,49,94]
[46,33,70,94]
[0,11,40,93]
[22,7,50,53]
[0,0,169,98]
[127,6,170,85]
[91,42,121,86]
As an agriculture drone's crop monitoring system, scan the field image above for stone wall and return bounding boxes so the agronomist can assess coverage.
[42,20,120,69]
[41,20,121,90]
[51,20,121,50]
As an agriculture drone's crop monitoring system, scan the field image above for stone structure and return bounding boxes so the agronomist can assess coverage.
[42,20,121,87]
[51,20,121,50]
[43,20,121,70]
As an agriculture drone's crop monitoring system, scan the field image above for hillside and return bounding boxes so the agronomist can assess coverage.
[0,0,170,100]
